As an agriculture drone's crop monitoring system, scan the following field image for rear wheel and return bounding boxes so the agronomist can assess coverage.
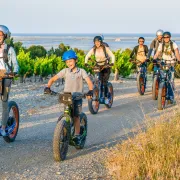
[152,75,159,100]
[105,82,114,109]
[53,116,70,161]
[137,73,145,95]
[75,113,88,149]
[88,87,99,114]
[3,101,19,143]
[158,82,167,110]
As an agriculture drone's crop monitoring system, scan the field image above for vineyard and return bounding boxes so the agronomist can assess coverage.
[7,37,180,82]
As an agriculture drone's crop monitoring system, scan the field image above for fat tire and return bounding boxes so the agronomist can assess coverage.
[158,82,167,110]
[3,101,19,143]
[104,82,114,109]
[53,118,70,161]
[152,75,159,100]
[137,73,145,95]
[88,87,99,114]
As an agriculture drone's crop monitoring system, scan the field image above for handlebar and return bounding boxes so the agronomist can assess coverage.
[86,59,113,72]
[129,59,149,64]
[44,89,89,99]
[153,59,179,67]
[0,72,18,79]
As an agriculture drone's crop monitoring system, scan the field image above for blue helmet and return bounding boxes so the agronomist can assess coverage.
[62,50,78,61]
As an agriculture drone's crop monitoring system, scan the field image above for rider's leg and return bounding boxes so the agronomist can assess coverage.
[1,79,11,130]
[73,99,82,135]
[168,65,175,102]
[103,68,111,97]
[170,65,175,89]
[98,71,103,96]
[73,99,83,145]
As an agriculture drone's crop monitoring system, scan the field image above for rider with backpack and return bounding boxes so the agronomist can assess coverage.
[147,29,164,60]
[85,36,115,99]
[0,25,19,136]
[130,37,149,65]
[154,31,180,103]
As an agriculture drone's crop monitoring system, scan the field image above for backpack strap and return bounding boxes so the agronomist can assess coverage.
[154,39,156,49]
[170,41,175,54]
[143,45,148,55]
[162,41,175,55]
[102,44,108,59]
[3,45,12,71]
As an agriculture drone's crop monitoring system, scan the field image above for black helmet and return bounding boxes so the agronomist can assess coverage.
[93,36,103,43]
[163,31,171,37]
[138,37,145,42]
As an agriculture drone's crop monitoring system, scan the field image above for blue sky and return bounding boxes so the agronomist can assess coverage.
[1,0,179,34]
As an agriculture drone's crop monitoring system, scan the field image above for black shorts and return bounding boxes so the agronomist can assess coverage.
[73,99,82,117]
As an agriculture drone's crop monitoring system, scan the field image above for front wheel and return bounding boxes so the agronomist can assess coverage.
[88,87,100,114]
[105,82,114,109]
[137,73,146,95]
[75,112,88,149]
[3,101,19,143]
[53,116,70,161]
[152,75,159,100]
[158,82,167,110]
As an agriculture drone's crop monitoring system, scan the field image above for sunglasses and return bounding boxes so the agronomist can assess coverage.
[163,36,170,39]
[139,41,144,43]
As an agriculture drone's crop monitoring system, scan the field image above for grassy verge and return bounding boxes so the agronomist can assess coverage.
[106,113,180,179]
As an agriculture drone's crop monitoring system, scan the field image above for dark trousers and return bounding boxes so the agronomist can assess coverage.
[98,68,111,97]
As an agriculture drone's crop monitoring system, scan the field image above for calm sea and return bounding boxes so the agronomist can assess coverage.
[12,33,180,52]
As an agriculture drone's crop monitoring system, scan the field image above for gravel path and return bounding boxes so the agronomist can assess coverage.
[0,78,180,180]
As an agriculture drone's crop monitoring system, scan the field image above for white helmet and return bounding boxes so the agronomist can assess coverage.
[156,29,164,36]
[0,25,11,39]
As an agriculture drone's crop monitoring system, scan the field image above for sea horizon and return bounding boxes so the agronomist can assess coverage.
[11,33,180,51]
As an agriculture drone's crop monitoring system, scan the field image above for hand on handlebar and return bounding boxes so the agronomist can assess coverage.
[153,59,157,64]
[44,87,51,94]
[109,63,114,66]
[86,90,93,97]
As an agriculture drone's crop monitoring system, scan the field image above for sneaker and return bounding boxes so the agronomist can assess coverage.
[169,96,176,105]
[73,135,82,146]
[0,129,7,136]
[170,99,176,105]
[105,98,109,105]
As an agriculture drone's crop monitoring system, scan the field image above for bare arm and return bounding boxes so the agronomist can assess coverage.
[106,47,115,63]
[85,76,93,90]
[153,51,160,60]
[85,48,94,64]
[47,75,59,88]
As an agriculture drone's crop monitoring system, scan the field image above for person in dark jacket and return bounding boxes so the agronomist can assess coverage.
[130,37,149,64]
[147,29,164,59]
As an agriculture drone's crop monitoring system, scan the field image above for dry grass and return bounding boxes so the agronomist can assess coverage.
[106,113,180,180]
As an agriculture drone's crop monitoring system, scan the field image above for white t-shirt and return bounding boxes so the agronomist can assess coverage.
[158,42,178,61]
